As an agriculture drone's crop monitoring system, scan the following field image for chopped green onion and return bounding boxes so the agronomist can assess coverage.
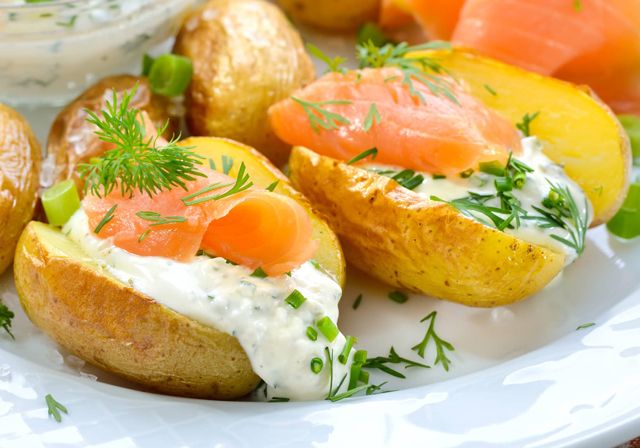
[310,357,324,374]
[359,369,370,384]
[285,289,306,309]
[316,316,339,342]
[338,335,357,364]
[388,290,408,304]
[479,161,506,177]
[459,169,474,179]
[483,84,498,96]
[348,362,362,389]
[607,183,640,239]
[94,204,117,234]
[42,180,81,227]
[354,349,368,364]
[141,54,155,77]
[494,177,513,192]
[356,23,390,47]
[251,267,268,278]
[617,114,640,160]
[306,326,318,341]
[148,54,193,97]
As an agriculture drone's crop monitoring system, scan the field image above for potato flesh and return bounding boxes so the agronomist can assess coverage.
[419,49,632,225]
[0,104,41,275]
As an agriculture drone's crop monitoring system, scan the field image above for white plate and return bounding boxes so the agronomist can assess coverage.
[1,33,640,448]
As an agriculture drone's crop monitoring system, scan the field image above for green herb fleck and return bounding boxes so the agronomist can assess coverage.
[576,322,595,330]
[291,97,352,133]
[412,311,454,371]
[347,148,378,165]
[516,111,540,137]
[0,303,15,340]
[363,103,381,132]
[352,294,363,310]
[388,290,408,304]
[45,394,68,423]
[94,204,117,234]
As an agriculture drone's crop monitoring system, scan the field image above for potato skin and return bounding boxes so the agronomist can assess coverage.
[14,222,260,399]
[277,0,380,31]
[0,104,41,275]
[289,147,565,307]
[174,0,315,166]
[45,75,176,190]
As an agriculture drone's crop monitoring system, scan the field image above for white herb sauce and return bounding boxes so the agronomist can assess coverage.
[368,137,592,264]
[63,209,351,401]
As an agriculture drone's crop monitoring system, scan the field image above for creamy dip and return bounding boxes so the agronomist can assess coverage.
[367,137,592,264]
[63,209,352,401]
[0,0,196,106]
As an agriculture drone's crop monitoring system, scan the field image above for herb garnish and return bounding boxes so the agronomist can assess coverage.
[356,40,458,104]
[265,180,279,192]
[363,103,381,132]
[136,211,187,241]
[484,84,498,96]
[412,311,455,371]
[94,204,117,234]
[269,397,290,402]
[45,394,68,423]
[347,148,378,165]
[306,43,347,74]
[363,347,430,379]
[388,290,409,304]
[352,294,363,310]
[182,162,253,205]
[222,155,234,175]
[79,87,205,198]
[576,322,595,330]
[388,169,425,190]
[516,112,540,137]
[573,0,583,12]
[0,303,15,340]
[291,97,352,133]
[251,267,268,278]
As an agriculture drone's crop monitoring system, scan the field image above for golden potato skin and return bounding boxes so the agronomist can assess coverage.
[14,222,260,399]
[46,75,176,189]
[0,104,41,275]
[290,147,565,307]
[420,49,632,225]
[174,0,315,166]
[277,0,380,31]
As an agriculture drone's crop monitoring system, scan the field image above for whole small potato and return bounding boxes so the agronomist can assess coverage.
[0,104,41,275]
[277,0,380,31]
[174,0,315,166]
[45,75,177,190]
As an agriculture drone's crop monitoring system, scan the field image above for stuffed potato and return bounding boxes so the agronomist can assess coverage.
[174,0,315,166]
[276,0,380,31]
[0,104,41,275]
[284,49,631,307]
[15,137,345,399]
[46,75,176,190]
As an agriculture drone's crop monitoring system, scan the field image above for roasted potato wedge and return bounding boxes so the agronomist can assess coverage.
[277,0,380,31]
[289,49,631,307]
[15,137,345,399]
[0,104,41,275]
[174,0,315,166]
[46,75,176,190]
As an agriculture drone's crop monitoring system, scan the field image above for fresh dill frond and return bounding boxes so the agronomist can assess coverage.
[78,86,205,198]
[135,211,187,242]
[94,204,117,234]
[182,162,253,206]
[0,303,15,340]
[291,97,352,133]
[45,394,68,423]
[412,311,455,371]
[516,111,540,137]
[363,346,430,379]
[347,148,378,165]
[363,103,381,132]
[356,40,458,104]
[306,43,347,74]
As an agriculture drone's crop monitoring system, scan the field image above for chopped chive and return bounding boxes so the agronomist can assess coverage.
[388,290,408,304]
[494,177,513,192]
[516,111,540,137]
[266,180,279,192]
[306,326,318,341]
[347,148,378,165]
[459,169,474,179]
[251,267,268,278]
[141,54,155,77]
[352,294,363,310]
[338,335,357,364]
[356,22,390,47]
[316,316,339,342]
[94,205,117,234]
[285,289,306,309]
[310,357,324,374]
[327,384,369,402]
[41,180,81,227]
[0,303,15,340]
[348,362,362,389]
[479,160,506,177]
[269,397,290,402]
[483,84,498,96]
[309,259,322,270]
[432,174,446,180]
[576,322,595,330]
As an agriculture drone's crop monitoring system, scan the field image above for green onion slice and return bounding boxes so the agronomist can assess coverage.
[42,180,81,227]
[617,114,640,160]
[285,290,306,309]
[310,357,324,374]
[316,316,339,342]
[148,54,193,97]
[607,183,640,239]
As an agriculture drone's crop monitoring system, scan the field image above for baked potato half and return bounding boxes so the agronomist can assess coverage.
[0,104,41,275]
[276,0,380,31]
[174,0,315,166]
[45,75,176,190]
[15,137,345,399]
[289,50,631,307]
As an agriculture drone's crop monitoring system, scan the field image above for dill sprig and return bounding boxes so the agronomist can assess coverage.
[363,346,430,379]
[45,394,68,423]
[516,112,540,137]
[412,311,455,371]
[306,43,347,74]
[356,40,458,104]
[363,103,381,132]
[182,162,253,206]
[78,86,205,198]
[0,303,15,340]
[136,211,187,242]
[94,204,117,234]
[291,97,352,133]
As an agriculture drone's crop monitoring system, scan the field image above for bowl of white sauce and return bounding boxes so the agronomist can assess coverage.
[0,0,199,106]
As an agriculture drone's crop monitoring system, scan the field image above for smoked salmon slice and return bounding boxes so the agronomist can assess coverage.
[83,168,317,276]
[268,67,521,175]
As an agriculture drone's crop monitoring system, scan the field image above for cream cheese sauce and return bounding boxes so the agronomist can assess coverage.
[367,137,592,264]
[63,210,352,401]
